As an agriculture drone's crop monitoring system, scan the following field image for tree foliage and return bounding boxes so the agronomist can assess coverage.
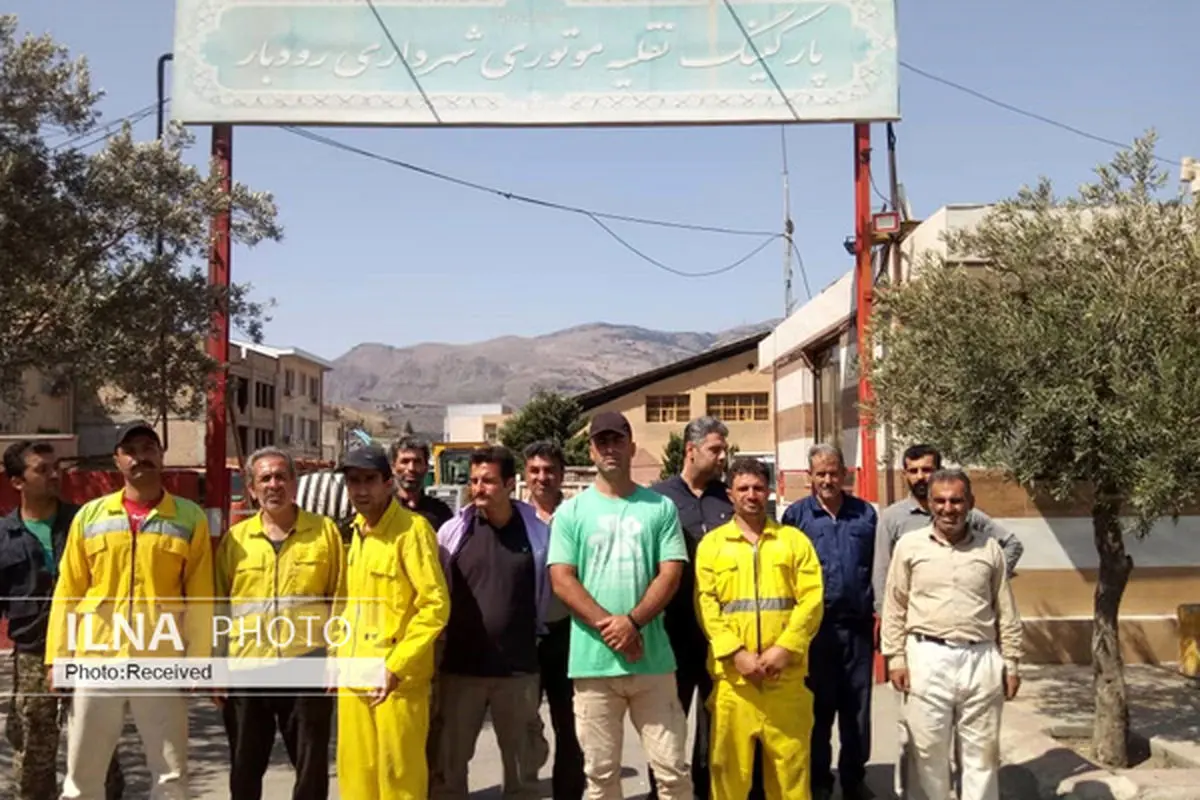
[659,431,684,480]
[498,390,591,467]
[866,132,1200,767]
[0,15,281,420]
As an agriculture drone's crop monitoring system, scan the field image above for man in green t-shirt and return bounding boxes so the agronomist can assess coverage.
[547,411,693,800]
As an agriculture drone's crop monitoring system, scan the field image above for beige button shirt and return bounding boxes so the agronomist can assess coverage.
[880,524,1024,672]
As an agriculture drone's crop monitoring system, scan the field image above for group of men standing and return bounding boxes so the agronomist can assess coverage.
[1,409,1026,800]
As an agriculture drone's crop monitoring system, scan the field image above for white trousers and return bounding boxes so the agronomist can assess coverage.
[904,637,1003,800]
[62,689,189,800]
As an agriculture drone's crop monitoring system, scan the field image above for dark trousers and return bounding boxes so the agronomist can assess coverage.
[647,639,765,800]
[807,620,873,792]
[540,618,586,800]
[221,689,333,800]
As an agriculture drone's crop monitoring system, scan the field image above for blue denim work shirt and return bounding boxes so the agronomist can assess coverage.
[782,493,878,625]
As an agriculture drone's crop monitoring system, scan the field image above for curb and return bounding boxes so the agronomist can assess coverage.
[1000,704,1138,800]
[1149,736,1200,769]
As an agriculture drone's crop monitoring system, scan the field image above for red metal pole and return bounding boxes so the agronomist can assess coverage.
[855,123,886,684]
[854,122,878,504]
[205,124,233,539]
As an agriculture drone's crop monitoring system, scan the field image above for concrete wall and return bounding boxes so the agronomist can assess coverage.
[585,349,773,485]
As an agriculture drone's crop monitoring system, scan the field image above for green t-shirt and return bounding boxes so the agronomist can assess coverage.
[547,484,688,679]
[22,516,55,578]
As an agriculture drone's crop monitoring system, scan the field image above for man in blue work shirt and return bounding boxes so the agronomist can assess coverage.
[781,443,876,800]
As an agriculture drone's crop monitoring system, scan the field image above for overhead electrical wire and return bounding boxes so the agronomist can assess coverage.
[52,100,161,151]
[281,126,776,237]
[899,61,1182,167]
[720,0,802,124]
[283,125,780,278]
[363,0,442,124]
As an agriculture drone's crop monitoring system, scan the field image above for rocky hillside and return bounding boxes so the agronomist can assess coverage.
[327,320,775,435]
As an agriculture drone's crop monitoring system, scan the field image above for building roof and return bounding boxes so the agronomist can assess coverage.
[758,269,855,371]
[574,331,769,412]
[231,339,335,371]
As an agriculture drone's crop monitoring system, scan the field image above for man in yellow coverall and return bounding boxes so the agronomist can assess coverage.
[333,442,450,800]
[694,457,824,800]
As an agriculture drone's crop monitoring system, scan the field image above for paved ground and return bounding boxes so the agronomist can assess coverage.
[6,665,1193,798]
[0,681,902,799]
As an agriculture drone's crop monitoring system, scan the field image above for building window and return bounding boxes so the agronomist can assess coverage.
[254,428,275,448]
[234,377,249,414]
[814,346,841,446]
[284,369,295,396]
[706,392,769,422]
[308,376,319,403]
[254,382,276,410]
[282,414,294,443]
[645,394,690,423]
[308,417,319,446]
[484,423,498,443]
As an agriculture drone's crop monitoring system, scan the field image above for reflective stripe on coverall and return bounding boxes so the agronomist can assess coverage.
[215,507,346,664]
[694,519,824,800]
[334,499,450,800]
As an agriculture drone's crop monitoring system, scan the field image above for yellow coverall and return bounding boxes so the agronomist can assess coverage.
[695,518,824,800]
[333,498,450,800]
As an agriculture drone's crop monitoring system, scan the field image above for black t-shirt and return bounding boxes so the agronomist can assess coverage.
[650,475,734,651]
[441,511,538,677]
[403,493,454,533]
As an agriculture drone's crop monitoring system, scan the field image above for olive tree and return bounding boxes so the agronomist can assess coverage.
[0,15,280,420]
[866,132,1200,767]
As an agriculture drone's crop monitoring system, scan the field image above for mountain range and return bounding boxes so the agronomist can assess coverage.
[326,320,777,436]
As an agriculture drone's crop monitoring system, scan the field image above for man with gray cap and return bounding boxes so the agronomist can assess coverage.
[547,411,693,800]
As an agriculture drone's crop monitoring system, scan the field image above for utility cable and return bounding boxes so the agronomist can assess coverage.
[282,125,778,236]
[720,0,802,123]
[363,0,442,124]
[789,239,812,300]
[51,101,161,151]
[899,61,1181,167]
[587,214,778,278]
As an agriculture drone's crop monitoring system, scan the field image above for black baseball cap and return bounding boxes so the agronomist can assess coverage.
[337,443,392,477]
[589,411,632,440]
[114,419,162,452]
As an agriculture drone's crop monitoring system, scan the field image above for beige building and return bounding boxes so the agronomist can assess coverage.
[759,204,1200,666]
[443,404,512,444]
[0,368,75,436]
[575,332,774,486]
[229,340,332,461]
[73,340,333,467]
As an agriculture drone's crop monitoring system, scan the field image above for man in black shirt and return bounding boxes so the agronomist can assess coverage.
[650,417,764,800]
[431,446,551,800]
[390,436,454,532]
[1,440,124,800]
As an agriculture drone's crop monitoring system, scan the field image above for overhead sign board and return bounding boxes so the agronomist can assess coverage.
[171,0,898,127]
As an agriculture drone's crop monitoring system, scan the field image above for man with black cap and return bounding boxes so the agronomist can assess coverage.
[547,411,693,800]
[46,419,215,800]
[333,441,450,800]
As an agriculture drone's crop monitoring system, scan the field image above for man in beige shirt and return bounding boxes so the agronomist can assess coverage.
[881,468,1023,800]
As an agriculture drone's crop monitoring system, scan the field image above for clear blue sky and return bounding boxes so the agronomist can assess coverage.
[11,1,1196,362]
